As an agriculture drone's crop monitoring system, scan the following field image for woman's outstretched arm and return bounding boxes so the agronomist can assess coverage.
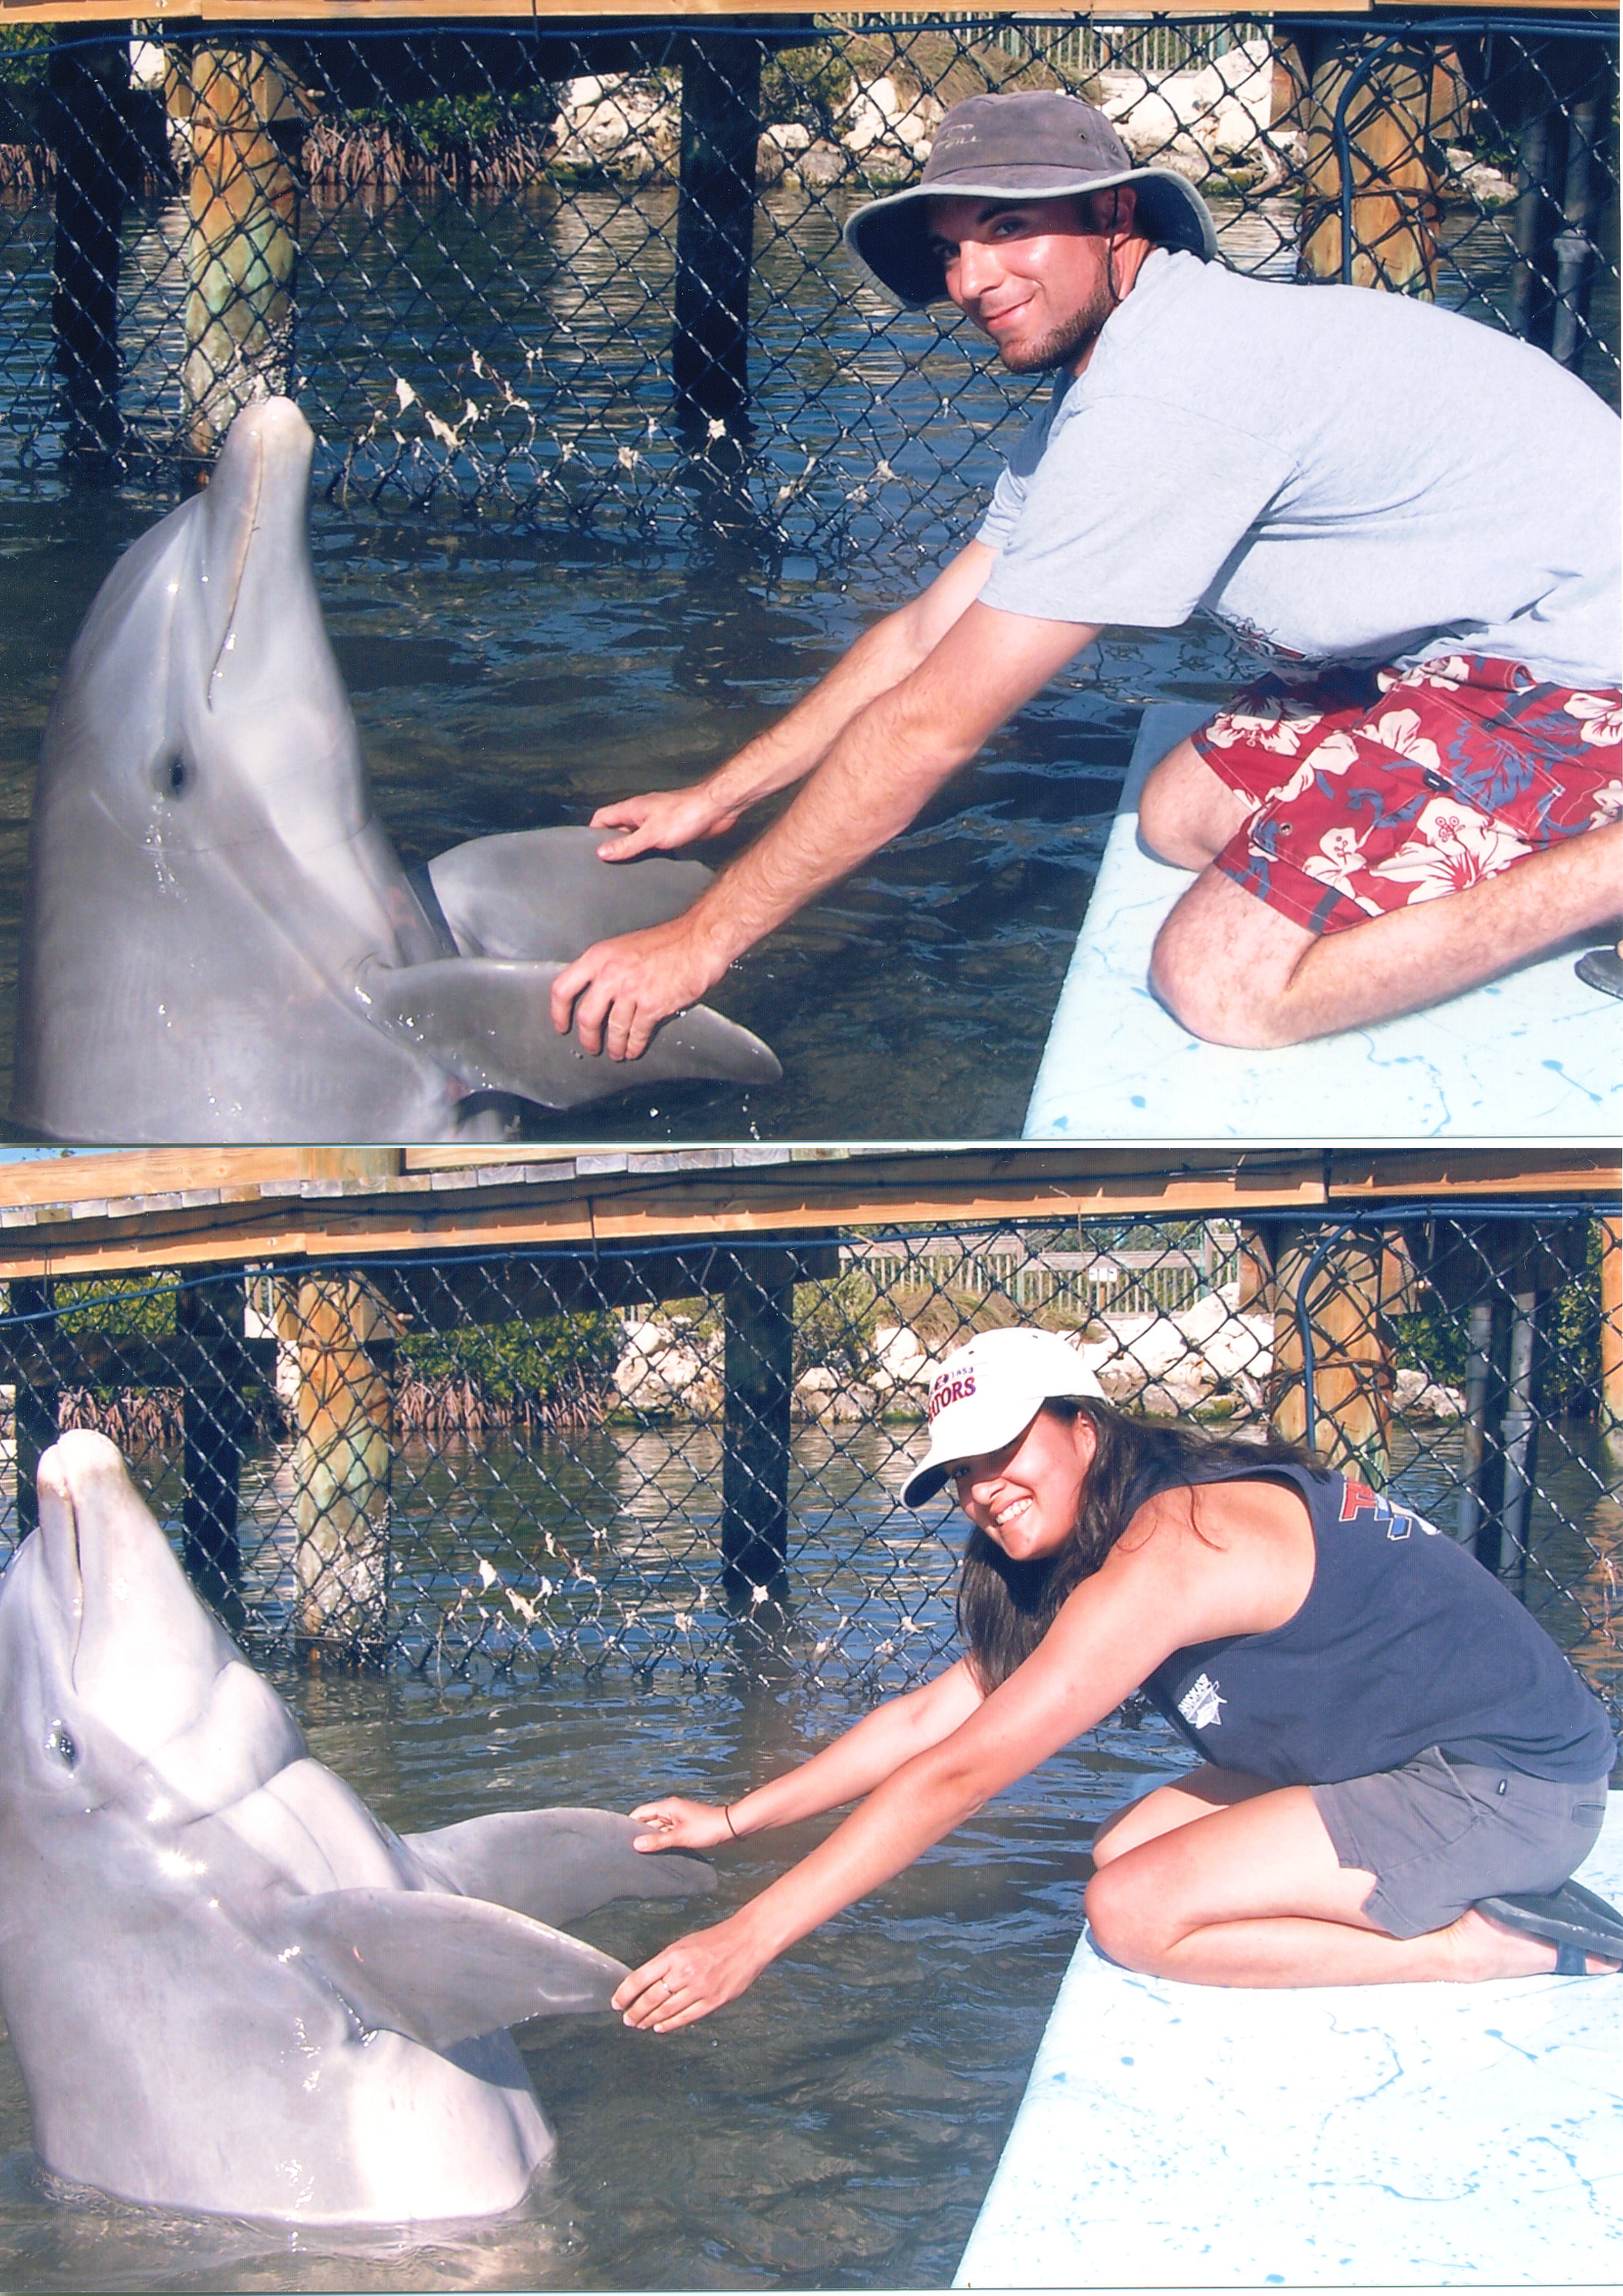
[613,1482,1314,2029]
[629,1656,987,1852]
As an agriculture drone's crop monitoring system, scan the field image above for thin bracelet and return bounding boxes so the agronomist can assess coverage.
[723,1805,739,1839]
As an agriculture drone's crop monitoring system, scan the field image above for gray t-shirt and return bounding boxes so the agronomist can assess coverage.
[977,249,1621,685]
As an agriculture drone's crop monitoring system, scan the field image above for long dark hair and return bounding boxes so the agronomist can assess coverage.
[955,1400,1317,1691]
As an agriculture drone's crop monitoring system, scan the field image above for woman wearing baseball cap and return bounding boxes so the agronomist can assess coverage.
[612,1327,1620,2034]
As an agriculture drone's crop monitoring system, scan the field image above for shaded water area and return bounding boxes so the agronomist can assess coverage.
[5,177,1610,1140]
[0,1416,1616,2291]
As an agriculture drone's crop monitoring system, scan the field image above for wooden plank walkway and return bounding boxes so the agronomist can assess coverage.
[1024,704,1621,1144]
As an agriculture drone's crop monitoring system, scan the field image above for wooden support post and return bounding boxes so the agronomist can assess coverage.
[673,32,761,429]
[721,1251,793,1605]
[1456,1292,1506,1564]
[177,1275,248,1623]
[1298,37,1456,295]
[287,1275,393,1664]
[1497,1283,1540,1591]
[8,1280,57,1539]
[1268,1224,1393,1485]
[175,42,302,456]
[47,32,133,456]
[1596,1217,1623,1464]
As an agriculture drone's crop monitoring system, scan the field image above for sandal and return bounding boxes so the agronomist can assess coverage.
[1475,1878,1623,1974]
[1575,947,1623,999]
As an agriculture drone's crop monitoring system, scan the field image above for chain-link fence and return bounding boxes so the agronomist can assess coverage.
[1,12,1615,564]
[1,1201,1618,1727]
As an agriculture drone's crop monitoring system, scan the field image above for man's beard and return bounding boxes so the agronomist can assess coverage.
[997,274,1119,374]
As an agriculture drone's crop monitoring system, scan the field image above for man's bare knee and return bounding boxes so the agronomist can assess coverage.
[1149,880,1318,1049]
[1136,738,1248,873]
[1156,904,1294,1052]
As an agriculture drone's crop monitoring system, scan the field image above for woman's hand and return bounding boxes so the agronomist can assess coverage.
[629,1796,737,1853]
[590,785,745,861]
[612,1914,768,2031]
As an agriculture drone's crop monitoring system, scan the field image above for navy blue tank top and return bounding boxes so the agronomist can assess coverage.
[1138,1461,1615,1786]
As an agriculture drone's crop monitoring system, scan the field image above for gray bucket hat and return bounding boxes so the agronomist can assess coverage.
[843,89,1220,308]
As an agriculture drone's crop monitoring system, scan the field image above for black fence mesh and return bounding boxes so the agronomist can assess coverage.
[1,12,1615,566]
[2,1202,1618,1724]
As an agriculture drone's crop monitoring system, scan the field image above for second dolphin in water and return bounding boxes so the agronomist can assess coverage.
[13,396,779,1143]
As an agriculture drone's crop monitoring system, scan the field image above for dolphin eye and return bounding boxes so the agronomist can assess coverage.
[46,1721,76,1768]
[156,754,190,798]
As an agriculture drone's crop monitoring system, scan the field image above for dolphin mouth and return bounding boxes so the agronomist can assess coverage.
[35,1447,88,1673]
[197,396,316,714]
[207,418,268,708]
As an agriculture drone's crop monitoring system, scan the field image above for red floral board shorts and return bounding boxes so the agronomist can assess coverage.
[1193,654,1623,937]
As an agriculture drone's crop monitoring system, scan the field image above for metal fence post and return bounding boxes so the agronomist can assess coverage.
[722,1251,793,1602]
[673,30,761,428]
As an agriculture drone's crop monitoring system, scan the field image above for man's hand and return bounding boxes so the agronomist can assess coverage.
[612,1913,768,2032]
[590,784,745,861]
[549,914,727,1059]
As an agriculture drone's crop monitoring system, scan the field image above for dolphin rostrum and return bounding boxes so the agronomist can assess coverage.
[0,1430,714,2223]
[12,395,780,1143]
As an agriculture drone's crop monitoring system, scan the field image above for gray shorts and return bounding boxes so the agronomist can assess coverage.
[1311,1745,1610,1940]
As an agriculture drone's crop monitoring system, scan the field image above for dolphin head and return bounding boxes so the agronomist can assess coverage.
[42,397,370,864]
[0,1430,304,1822]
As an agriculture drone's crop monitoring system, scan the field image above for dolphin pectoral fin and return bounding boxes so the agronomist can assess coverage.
[356,956,781,1107]
[426,829,716,963]
[285,1886,629,2048]
[401,1808,716,1928]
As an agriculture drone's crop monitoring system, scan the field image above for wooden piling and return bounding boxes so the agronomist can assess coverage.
[173,42,302,456]
[721,1250,793,1604]
[1267,1224,1395,1484]
[8,1280,57,1539]
[1505,36,1613,371]
[47,33,133,454]
[285,1275,393,1663]
[1599,1217,1622,1454]
[1297,36,1464,295]
[177,1275,248,1622]
[673,32,761,429]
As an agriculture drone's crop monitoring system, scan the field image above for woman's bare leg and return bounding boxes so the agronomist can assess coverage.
[1091,1763,1277,1863]
[1086,1781,1618,1987]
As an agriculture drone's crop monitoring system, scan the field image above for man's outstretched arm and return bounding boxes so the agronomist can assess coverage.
[551,600,1100,1058]
[589,540,1000,862]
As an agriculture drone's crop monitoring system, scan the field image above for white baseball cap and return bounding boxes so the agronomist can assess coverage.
[901,1326,1104,1508]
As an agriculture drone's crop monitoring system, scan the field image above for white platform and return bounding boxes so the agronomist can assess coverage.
[955,1795,1623,2288]
[1023,704,1621,1143]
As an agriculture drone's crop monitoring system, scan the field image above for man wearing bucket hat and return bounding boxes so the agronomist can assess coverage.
[603,1322,1621,2031]
[550,89,1621,1062]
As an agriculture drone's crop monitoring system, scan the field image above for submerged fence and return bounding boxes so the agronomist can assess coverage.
[1,1201,1618,1722]
[0,11,1616,562]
